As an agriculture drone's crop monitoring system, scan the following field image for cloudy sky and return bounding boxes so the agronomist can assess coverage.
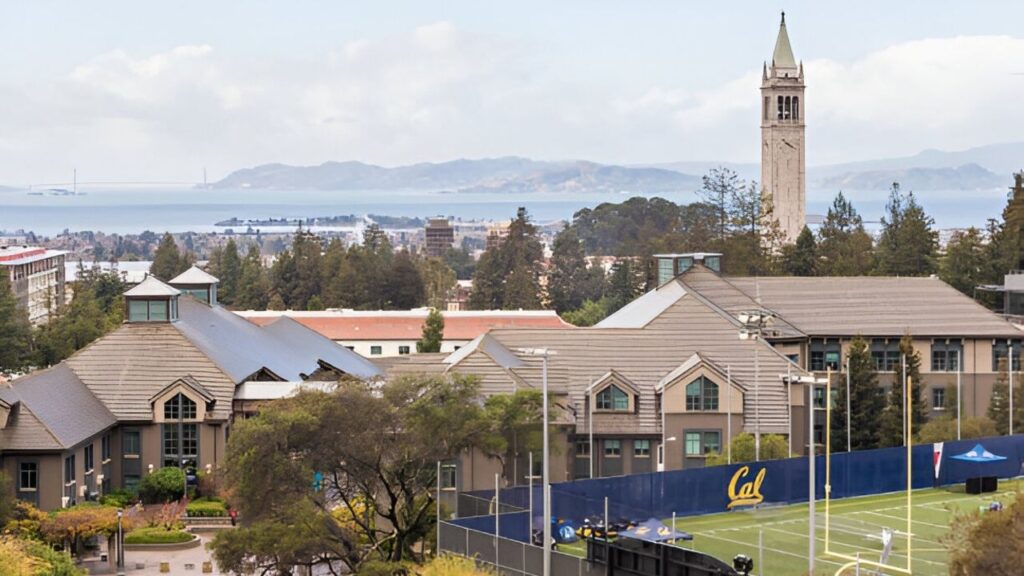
[2,0,1023,184]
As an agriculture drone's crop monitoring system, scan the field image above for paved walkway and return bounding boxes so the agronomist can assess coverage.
[83,534,226,575]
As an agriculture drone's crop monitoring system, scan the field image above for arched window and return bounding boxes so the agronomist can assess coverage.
[164,393,197,421]
[777,95,784,120]
[784,96,791,120]
[792,96,799,120]
[596,385,629,411]
[685,377,719,411]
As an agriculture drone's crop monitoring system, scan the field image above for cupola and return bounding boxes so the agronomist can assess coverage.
[124,276,180,322]
[168,265,219,305]
[653,253,723,285]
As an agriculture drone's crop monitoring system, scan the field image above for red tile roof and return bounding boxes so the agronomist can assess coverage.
[241,311,573,341]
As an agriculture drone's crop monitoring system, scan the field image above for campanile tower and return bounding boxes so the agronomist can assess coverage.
[761,12,806,243]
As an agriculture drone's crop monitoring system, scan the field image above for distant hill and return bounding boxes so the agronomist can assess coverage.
[213,157,701,194]
[813,163,1005,191]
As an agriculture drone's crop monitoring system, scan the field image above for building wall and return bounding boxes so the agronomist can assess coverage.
[337,339,471,358]
[1,453,62,510]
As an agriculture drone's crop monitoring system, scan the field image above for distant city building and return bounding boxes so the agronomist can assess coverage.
[761,12,806,243]
[237,308,573,357]
[447,279,473,311]
[485,220,511,251]
[65,260,153,286]
[424,217,455,257]
[0,245,67,324]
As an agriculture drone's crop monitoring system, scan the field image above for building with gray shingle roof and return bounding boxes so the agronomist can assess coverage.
[0,271,382,510]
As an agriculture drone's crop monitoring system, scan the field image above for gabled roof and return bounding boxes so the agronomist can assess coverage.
[261,316,382,379]
[656,353,742,392]
[169,265,219,285]
[4,364,116,449]
[595,280,686,328]
[124,276,180,297]
[677,266,803,339]
[444,333,524,369]
[589,369,641,396]
[772,12,797,70]
[149,375,216,405]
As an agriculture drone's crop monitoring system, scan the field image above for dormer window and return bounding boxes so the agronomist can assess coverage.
[164,393,197,420]
[596,385,629,411]
[168,265,220,305]
[685,376,719,411]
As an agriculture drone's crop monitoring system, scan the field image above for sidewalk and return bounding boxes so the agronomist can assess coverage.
[83,534,225,575]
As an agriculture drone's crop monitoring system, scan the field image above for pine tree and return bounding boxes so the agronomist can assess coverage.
[267,292,286,311]
[876,183,938,276]
[0,272,31,372]
[269,248,297,308]
[290,230,323,309]
[306,295,324,311]
[699,167,742,241]
[150,233,187,280]
[234,245,269,311]
[879,335,928,446]
[831,336,886,451]
[989,357,1011,435]
[417,257,456,310]
[218,239,242,304]
[385,250,425,309]
[417,308,445,353]
[816,192,874,276]
[604,258,644,314]
[939,227,987,297]
[783,226,817,276]
[548,226,598,313]
[468,249,504,310]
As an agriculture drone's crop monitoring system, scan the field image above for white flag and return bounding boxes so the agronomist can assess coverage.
[933,442,944,480]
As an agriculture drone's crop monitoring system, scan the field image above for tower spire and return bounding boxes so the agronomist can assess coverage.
[772,11,797,70]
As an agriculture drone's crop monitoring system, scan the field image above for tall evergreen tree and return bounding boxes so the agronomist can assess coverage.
[417,257,456,310]
[468,249,504,310]
[699,167,742,241]
[385,250,426,309]
[939,227,987,296]
[269,248,297,308]
[0,272,31,372]
[235,245,269,311]
[816,192,875,276]
[831,336,886,451]
[468,208,544,310]
[782,226,817,276]
[218,239,242,304]
[290,230,323,309]
[604,258,645,314]
[989,357,1011,435]
[548,226,597,313]
[875,183,938,276]
[879,335,928,447]
[150,233,188,280]
[416,308,445,353]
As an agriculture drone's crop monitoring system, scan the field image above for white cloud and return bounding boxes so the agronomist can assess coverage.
[0,28,1022,183]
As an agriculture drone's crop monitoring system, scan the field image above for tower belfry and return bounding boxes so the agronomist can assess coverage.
[761,11,806,243]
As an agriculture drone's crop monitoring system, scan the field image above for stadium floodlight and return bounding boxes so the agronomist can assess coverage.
[517,347,556,576]
[737,309,774,461]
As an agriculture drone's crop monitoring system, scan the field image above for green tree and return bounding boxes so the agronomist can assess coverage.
[416,308,445,353]
[705,433,789,466]
[918,416,997,444]
[988,357,1012,435]
[816,192,875,276]
[33,282,119,366]
[782,226,817,276]
[306,295,324,311]
[289,230,323,309]
[267,292,286,311]
[418,257,456,310]
[443,246,476,280]
[699,167,742,241]
[468,249,503,310]
[878,335,928,447]
[385,251,426,309]
[0,272,32,372]
[234,245,270,310]
[604,259,645,314]
[561,298,611,327]
[138,467,185,504]
[469,208,544,310]
[940,227,988,296]
[548,226,602,313]
[150,233,191,280]
[833,336,886,451]
[945,491,1024,575]
[875,183,939,276]
[478,389,546,483]
[218,239,243,304]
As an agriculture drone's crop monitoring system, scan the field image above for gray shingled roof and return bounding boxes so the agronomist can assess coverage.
[169,265,219,285]
[261,316,382,380]
[124,276,180,297]
[5,364,116,449]
[728,276,1022,338]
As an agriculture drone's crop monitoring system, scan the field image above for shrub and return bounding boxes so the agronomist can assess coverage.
[186,499,228,518]
[23,539,84,576]
[359,560,412,576]
[0,537,34,576]
[99,489,136,509]
[124,527,194,545]
[138,467,185,504]
[417,555,496,575]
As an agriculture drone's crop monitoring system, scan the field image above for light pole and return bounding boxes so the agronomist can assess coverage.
[738,310,775,461]
[116,508,125,576]
[518,347,555,576]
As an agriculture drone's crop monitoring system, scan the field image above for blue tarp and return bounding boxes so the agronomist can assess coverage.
[951,443,1007,462]
[620,517,692,542]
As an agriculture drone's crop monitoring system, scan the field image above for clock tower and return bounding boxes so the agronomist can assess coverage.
[761,12,806,243]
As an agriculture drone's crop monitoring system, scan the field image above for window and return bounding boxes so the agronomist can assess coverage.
[634,440,651,458]
[19,462,38,491]
[123,430,140,457]
[84,445,94,473]
[792,96,799,120]
[398,346,410,355]
[604,440,621,457]
[596,385,629,411]
[810,339,842,371]
[786,353,800,365]
[162,423,199,469]
[440,463,457,489]
[993,340,1022,372]
[931,340,962,372]
[101,435,110,462]
[124,475,140,493]
[763,96,769,121]
[685,376,719,411]
[932,387,946,411]
[64,455,76,485]
[164,393,197,420]
[128,299,171,322]
[813,386,826,409]
[370,346,382,356]
[870,339,900,372]
[345,345,355,351]
[684,431,721,456]
[575,440,591,457]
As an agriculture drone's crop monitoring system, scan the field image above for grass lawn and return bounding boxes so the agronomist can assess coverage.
[557,480,1021,576]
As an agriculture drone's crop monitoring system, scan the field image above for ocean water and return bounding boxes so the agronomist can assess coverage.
[0,186,1006,236]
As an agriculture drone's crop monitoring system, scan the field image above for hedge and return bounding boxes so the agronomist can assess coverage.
[124,527,194,545]
[185,499,228,518]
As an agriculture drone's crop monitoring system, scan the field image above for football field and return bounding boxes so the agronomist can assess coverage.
[559,480,1020,575]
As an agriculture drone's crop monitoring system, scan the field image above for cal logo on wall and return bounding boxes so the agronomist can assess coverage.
[727,465,766,509]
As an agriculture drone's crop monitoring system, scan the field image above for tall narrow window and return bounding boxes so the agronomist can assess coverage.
[763,96,769,121]
[792,96,799,120]
[19,462,38,491]
[777,95,784,119]
[784,96,791,120]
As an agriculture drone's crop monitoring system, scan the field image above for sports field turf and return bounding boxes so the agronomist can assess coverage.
[558,480,1021,575]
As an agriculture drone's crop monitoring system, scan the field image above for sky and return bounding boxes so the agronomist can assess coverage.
[1,0,1024,184]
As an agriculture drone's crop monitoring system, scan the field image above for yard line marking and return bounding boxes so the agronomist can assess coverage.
[763,525,948,568]
[693,531,845,568]
[856,510,949,530]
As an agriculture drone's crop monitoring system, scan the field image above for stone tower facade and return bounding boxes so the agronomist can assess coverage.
[761,12,806,244]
